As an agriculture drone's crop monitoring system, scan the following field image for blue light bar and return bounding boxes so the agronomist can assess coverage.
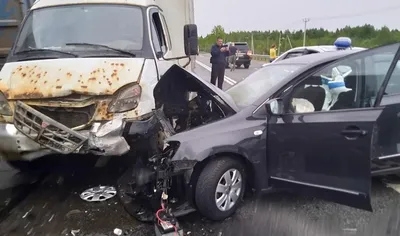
[334,37,352,49]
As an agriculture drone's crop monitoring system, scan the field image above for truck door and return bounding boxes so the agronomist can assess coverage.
[155,0,191,59]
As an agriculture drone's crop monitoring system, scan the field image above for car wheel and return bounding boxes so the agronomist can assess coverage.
[244,64,250,69]
[195,157,246,221]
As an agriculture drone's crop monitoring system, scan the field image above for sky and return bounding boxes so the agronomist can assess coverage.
[194,0,400,36]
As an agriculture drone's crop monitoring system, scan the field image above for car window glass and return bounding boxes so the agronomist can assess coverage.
[287,44,400,114]
[285,52,303,59]
[226,64,302,108]
[235,44,249,52]
[383,60,400,96]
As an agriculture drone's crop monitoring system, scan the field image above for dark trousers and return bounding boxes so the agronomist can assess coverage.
[210,63,225,89]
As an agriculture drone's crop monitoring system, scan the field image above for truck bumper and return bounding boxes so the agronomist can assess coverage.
[0,123,43,156]
[1,101,165,161]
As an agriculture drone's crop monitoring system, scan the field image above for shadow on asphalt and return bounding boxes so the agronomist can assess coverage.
[1,156,400,236]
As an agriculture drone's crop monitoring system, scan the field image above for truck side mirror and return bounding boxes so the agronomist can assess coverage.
[184,24,198,56]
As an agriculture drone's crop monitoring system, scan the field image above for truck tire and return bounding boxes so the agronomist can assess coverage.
[244,64,250,69]
[195,157,246,221]
[1,152,40,172]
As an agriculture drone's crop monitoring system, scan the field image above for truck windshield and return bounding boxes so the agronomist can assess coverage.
[14,4,143,54]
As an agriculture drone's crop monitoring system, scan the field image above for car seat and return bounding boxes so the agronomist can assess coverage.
[293,76,326,111]
[329,75,357,110]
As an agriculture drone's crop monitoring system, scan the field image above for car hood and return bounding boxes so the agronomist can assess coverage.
[154,64,240,112]
[0,58,145,99]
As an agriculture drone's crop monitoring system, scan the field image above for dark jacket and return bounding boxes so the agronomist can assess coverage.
[229,46,237,55]
[210,44,229,64]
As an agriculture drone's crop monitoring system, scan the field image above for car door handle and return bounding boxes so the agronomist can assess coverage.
[341,127,368,138]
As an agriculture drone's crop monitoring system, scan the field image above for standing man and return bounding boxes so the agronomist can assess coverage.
[210,37,229,89]
[228,43,238,71]
[269,44,277,63]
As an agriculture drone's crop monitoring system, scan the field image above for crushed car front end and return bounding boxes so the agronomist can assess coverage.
[116,65,240,221]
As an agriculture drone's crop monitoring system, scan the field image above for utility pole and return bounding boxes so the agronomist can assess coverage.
[302,18,310,47]
[277,31,282,56]
[251,33,255,53]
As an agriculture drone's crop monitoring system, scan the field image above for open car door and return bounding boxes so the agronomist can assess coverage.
[267,43,400,211]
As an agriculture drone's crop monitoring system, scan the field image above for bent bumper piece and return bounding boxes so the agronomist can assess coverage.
[9,101,165,159]
[0,123,43,155]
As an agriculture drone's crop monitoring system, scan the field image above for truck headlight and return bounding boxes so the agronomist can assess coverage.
[0,92,12,116]
[108,83,142,113]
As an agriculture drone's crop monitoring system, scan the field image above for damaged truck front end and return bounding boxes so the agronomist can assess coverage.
[0,58,159,164]
[0,1,200,168]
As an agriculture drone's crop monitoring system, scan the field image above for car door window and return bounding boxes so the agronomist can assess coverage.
[383,60,400,96]
[287,44,399,113]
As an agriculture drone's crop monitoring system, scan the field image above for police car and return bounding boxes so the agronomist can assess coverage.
[262,37,366,67]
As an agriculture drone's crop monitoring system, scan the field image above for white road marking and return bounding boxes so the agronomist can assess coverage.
[195,60,237,85]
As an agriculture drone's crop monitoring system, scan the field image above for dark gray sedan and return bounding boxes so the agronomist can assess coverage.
[120,43,400,224]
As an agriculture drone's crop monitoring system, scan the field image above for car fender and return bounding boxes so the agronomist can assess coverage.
[165,118,269,190]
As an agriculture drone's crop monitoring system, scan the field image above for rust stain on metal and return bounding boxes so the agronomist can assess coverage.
[93,100,113,120]
[2,59,144,99]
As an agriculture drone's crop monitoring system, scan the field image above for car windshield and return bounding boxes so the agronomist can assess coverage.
[14,4,143,54]
[226,64,303,108]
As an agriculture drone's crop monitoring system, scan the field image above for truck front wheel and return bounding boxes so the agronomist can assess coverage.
[1,153,39,172]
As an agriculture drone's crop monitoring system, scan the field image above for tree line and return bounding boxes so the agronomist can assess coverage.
[199,24,400,55]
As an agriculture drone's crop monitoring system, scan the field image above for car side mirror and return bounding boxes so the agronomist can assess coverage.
[184,24,198,56]
[265,98,284,115]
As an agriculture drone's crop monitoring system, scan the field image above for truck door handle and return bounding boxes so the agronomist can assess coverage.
[341,126,367,139]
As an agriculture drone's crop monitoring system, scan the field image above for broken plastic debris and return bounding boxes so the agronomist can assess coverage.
[113,228,122,235]
[22,207,33,218]
[71,229,80,236]
[66,209,82,218]
[80,186,117,202]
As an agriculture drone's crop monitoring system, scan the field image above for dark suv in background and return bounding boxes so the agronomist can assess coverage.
[224,42,252,69]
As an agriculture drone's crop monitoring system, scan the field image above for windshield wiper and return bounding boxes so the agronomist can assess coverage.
[15,48,78,57]
[65,43,136,57]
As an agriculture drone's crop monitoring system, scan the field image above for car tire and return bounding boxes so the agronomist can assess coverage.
[195,157,246,221]
[244,64,250,69]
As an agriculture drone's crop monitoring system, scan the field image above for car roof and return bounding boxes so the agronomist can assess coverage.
[33,0,152,9]
[273,50,360,66]
[287,45,366,52]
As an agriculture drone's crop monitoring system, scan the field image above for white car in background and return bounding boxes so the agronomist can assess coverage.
[263,37,366,67]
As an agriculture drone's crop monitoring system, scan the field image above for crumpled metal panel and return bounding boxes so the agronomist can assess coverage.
[0,58,145,99]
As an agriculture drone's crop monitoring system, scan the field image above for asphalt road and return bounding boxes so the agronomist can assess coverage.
[193,53,266,90]
[1,56,400,236]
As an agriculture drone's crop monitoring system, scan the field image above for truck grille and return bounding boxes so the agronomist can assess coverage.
[14,101,88,154]
[30,104,96,128]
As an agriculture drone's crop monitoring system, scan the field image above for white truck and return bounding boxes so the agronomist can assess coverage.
[0,0,199,169]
